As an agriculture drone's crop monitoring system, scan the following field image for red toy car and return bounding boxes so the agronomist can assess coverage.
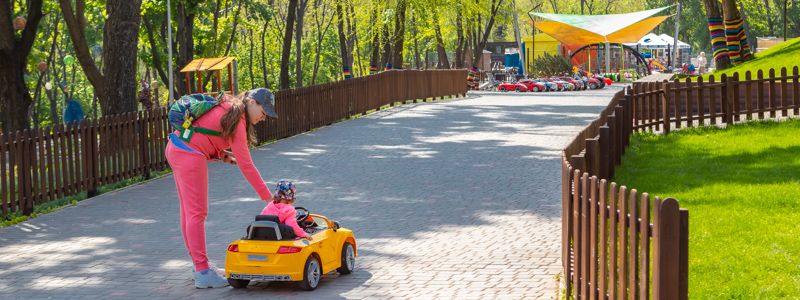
[555,76,585,90]
[517,79,547,92]
[497,82,528,92]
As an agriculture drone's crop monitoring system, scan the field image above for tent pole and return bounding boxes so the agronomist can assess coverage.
[672,2,682,69]
[605,40,610,75]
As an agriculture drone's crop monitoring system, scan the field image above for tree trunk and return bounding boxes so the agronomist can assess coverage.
[295,0,308,87]
[472,0,503,67]
[703,0,732,70]
[0,0,44,132]
[176,1,195,95]
[336,0,351,77]
[411,9,421,69]
[249,29,255,89]
[433,13,450,69]
[391,0,406,69]
[223,0,243,56]
[100,0,143,114]
[280,0,298,89]
[261,21,269,88]
[212,0,223,54]
[369,7,380,73]
[380,21,392,69]
[722,0,753,64]
[312,0,333,83]
[347,1,360,76]
[454,6,465,68]
[143,15,175,97]
[764,0,774,36]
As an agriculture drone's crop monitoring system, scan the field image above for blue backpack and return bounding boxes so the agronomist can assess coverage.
[168,93,223,142]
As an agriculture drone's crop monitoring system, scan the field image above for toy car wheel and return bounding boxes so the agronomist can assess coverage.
[228,278,250,289]
[498,87,505,92]
[337,243,356,275]
[532,86,539,92]
[297,255,322,291]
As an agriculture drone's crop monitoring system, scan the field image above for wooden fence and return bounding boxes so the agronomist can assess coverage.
[563,66,799,299]
[632,66,799,133]
[562,88,689,300]
[0,69,467,216]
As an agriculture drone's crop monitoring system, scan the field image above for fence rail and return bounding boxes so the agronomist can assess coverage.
[0,69,467,216]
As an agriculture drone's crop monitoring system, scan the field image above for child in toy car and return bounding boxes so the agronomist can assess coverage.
[260,180,308,239]
[226,180,357,290]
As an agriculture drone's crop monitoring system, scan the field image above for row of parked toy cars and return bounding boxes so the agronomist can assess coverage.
[496,75,609,92]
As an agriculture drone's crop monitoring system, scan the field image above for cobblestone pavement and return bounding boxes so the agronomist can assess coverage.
[0,87,620,299]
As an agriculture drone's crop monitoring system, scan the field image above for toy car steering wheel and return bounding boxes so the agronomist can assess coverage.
[295,207,309,223]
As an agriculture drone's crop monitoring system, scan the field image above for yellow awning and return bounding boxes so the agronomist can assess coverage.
[530,6,672,45]
[180,57,237,72]
[535,16,670,45]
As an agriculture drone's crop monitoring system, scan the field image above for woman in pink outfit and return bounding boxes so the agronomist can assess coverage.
[165,88,277,288]
[260,180,309,239]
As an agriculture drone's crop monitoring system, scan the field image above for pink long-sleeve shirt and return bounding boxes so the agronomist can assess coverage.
[260,202,308,238]
[179,99,272,201]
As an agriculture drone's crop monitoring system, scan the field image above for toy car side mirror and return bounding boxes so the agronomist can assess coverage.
[333,221,341,231]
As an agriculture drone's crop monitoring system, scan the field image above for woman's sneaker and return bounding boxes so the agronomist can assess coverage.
[194,269,229,288]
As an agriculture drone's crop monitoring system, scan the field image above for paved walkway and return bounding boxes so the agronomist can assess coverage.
[0,87,619,299]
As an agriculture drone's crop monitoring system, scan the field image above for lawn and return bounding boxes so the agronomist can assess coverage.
[704,36,800,80]
[613,119,800,299]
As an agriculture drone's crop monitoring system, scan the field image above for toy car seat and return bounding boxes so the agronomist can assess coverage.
[246,215,297,240]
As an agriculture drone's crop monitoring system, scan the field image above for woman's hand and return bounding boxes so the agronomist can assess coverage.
[221,149,237,165]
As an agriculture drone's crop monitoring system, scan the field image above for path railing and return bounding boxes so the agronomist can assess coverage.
[0,69,467,216]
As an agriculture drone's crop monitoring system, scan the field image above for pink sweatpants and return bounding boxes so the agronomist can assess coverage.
[165,142,211,271]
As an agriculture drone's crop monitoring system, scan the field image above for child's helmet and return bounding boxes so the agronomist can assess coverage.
[275,180,296,199]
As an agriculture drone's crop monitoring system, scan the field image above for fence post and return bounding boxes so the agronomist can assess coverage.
[585,138,599,176]
[680,208,689,300]
[614,105,625,162]
[598,126,611,180]
[138,111,151,179]
[607,113,618,176]
[623,87,633,148]
[732,72,741,122]
[18,130,33,215]
[570,154,586,174]
[653,197,681,299]
[562,162,574,299]
[662,81,671,134]
[722,74,731,124]
[82,121,98,198]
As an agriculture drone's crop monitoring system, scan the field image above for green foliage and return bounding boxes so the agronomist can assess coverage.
[16,0,799,129]
[531,52,571,77]
[614,119,800,298]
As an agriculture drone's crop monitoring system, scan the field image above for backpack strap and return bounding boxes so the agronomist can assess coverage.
[178,126,222,142]
[193,127,222,136]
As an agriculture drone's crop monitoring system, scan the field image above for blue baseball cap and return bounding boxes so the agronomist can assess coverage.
[246,88,278,118]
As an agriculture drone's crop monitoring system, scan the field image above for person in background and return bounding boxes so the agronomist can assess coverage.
[697,52,707,74]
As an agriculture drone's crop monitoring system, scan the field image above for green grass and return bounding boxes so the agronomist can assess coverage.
[613,119,800,299]
[704,36,800,80]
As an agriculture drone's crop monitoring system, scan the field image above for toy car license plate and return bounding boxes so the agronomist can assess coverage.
[248,255,267,261]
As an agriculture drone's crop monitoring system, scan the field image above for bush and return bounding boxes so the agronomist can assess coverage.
[531,53,572,77]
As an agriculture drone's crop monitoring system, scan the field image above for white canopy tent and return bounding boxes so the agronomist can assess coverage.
[624,33,690,49]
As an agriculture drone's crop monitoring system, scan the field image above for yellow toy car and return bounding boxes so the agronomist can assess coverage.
[224,208,357,290]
